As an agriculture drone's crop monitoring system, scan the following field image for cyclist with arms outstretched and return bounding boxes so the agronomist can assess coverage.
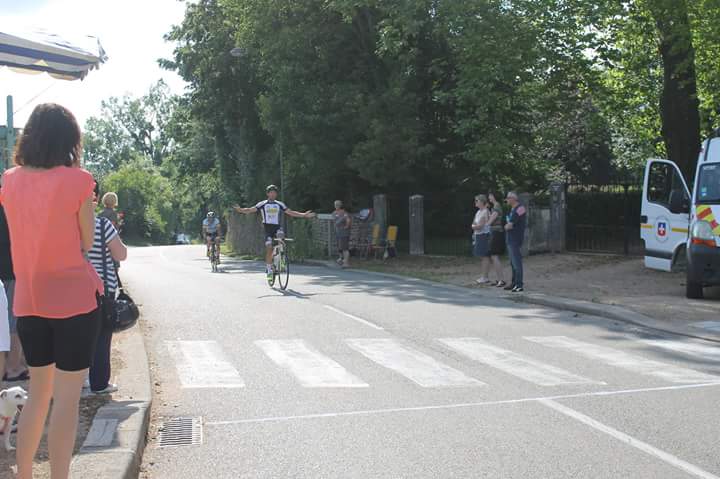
[202,212,222,261]
[233,185,315,280]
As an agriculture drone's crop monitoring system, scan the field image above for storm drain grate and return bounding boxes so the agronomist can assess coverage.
[157,417,203,448]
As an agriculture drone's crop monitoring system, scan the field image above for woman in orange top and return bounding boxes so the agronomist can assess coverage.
[1,103,103,479]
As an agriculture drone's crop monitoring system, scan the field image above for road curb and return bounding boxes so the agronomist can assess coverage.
[300,260,720,344]
[507,292,720,344]
[69,324,152,479]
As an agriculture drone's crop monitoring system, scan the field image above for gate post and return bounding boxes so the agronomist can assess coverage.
[623,184,630,255]
[549,182,566,253]
[409,195,424,255]
[373,194,387,239]
[519,192,532,257]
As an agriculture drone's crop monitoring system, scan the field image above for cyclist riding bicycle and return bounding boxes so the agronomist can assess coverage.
[233,185,316,280]
[202,212,222,261]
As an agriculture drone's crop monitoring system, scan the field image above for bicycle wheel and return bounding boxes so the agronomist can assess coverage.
[278,250,290,290]
[267,257,277,287]
[210,245,217,272]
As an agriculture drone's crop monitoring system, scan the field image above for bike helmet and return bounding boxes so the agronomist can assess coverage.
[207,211,215,218]
[266,184,279,193]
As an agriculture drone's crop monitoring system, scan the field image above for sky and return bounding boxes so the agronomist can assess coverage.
[0,0,189,129]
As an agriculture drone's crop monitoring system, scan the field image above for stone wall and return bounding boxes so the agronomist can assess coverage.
[226,212,265,257]
[528,207,551,254]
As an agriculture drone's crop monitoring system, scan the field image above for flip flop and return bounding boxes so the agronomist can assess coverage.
[4,370,29,382]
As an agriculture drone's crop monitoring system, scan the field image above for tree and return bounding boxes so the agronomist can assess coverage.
[159,0,720,215]
[644,0,701,180]
[83,81,178,179]
[102,163,174,241]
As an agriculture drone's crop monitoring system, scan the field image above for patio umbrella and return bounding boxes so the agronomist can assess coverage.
[0,28,106,80]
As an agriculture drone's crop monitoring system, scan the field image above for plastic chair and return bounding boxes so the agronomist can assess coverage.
[382,226,398,260]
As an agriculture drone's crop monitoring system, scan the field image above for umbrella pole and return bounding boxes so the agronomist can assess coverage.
[3,95,14,173]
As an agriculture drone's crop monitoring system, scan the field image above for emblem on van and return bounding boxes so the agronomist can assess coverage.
[656,216,670,242]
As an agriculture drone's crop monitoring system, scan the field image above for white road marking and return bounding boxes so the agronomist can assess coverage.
[439,338,601,386]
[691,321,720,333]
[540,399,720,479]
[205,382,720,426]
[525,336,720,383]
[323,305,384,330]
[255,339,368,388]
[345,338,484,387]
[640,339,720,362]
[166,341,245,388]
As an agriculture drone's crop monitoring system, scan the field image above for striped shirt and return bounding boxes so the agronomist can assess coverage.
[88,218,119,294]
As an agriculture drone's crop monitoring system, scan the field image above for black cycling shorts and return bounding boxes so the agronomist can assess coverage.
[263,224,281,244]
[206,232,219,241]
[17,306,101,372]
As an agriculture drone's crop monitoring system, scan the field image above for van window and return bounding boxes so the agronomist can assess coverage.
[647,161,688,208]
[697,164,720,204]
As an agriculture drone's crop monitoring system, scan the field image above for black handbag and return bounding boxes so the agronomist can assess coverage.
[114,274,139,332]
[99,219,138,332]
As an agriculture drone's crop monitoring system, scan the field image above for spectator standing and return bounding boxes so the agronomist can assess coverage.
[0,222,9,381]
[0,205,27,382]
[98,192,119,229]
[1,103,103,479]
[504,192,527,292]
[333,201,352,268]
[88,183,128,395]
[487,192,506,288]
[472,195,492,285]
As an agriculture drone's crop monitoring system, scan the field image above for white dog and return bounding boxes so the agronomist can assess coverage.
[0,386,28,451]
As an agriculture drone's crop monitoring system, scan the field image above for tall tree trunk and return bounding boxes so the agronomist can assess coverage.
[648,0,701,182]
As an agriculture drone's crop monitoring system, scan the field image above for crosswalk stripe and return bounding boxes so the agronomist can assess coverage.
[525,336,720,384]
[439,338,601,386]
[166,340,245,388]
[345,338,484,387]
[255,339,368,388]
[640,339,720,362]
[691,321,720,333]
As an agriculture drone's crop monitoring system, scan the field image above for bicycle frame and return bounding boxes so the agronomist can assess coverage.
[272,239,285,265]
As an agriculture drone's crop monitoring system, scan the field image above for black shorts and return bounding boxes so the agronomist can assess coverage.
[490,231,506,256]
[263,224,281,245]
[206,232,219,241]
[337,236,350,252]
[17,307,101,372]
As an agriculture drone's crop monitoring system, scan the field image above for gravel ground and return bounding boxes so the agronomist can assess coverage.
[352,253,720,323]
[0,339,124,478]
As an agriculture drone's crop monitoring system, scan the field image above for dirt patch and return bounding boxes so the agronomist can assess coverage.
[0,394,108,478]
[0,335,130,478]
[353,253,720,324]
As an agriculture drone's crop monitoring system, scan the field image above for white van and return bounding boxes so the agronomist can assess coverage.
[641,133,720,298]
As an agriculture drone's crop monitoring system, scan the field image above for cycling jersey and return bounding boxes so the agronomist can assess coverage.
[255,200,287,225]
[203,217,220,233]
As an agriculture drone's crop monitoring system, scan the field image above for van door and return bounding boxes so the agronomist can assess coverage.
[641,159,691,271]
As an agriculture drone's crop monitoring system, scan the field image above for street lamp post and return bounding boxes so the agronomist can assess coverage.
[229,46,284,198]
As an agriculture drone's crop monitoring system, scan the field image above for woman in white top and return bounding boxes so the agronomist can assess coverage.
[472,195,492,284]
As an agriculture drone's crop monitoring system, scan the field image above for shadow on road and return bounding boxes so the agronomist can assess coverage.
[214,257,720,374]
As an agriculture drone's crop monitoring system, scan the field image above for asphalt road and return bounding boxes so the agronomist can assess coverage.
[124,246,720,479]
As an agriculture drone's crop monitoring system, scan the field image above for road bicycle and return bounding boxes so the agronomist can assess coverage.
[208,237,221,273]
[268,233,291,290]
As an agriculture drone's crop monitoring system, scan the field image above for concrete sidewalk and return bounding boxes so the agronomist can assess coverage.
[70,325,152,479]
[305,254,720,343]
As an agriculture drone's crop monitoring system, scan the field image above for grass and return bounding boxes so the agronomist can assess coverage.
[220,244,262,261]
[350,256,465,282]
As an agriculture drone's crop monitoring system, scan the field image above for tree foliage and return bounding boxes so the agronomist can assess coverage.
[84,0,720,242]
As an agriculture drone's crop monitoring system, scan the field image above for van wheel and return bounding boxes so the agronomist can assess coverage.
[686,279,704,299]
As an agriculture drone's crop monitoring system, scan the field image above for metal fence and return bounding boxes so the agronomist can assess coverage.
[565,181,644,255]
